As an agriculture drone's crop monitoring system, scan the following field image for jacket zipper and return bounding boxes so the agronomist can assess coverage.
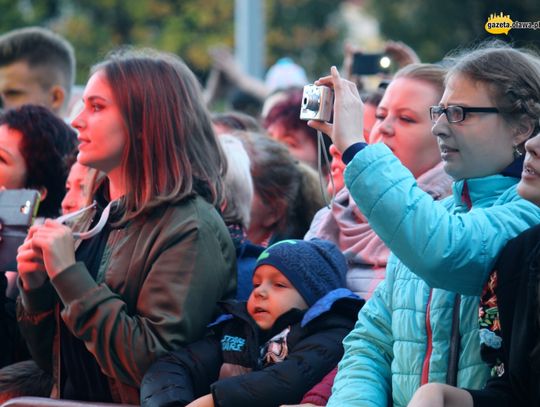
[420,288,433,384]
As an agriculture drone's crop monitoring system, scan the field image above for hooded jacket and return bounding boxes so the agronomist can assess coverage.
[141,290,363,407]
[17,195,237,404]
[468,224,540,407]
[305,161,452,300]
[327,143,540,407]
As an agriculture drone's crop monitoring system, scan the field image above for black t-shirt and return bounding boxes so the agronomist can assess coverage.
[60,199,114,402]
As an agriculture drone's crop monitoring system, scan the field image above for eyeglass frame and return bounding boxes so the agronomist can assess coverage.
[429,105,499,123]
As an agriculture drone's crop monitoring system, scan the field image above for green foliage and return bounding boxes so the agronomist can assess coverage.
[0,0,347,84]
[266,0,346,78]
[54,0,235,82]
[2,0,539,88]
[366,0,540,63]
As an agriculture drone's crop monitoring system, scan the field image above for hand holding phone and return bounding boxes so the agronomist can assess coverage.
[351,53,392,75]
[0,189,40,271]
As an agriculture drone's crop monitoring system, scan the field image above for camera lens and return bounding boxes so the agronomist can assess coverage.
[304,93,320,111]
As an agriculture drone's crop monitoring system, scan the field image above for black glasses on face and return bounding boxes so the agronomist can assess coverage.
[429,105,499,123]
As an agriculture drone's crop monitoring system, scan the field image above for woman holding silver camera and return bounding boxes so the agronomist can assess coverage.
[285,62,453,407]
[305,63,452,303]
[14,49,236,404]
[308,42,540,407]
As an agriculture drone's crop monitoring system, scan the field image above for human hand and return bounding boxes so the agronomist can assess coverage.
[17,229,48,290]
[26,219,76,281]
[407,383,473,407]
[384,40,420,69]
[280,404,320,407]
[186,394,214,407]
[308,66,365,153]
[209,46,243,83]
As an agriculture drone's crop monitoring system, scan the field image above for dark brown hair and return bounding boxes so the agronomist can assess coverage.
[262,87,332,171]
[235,131,325,240]
[92,48,226,224]
[446,41,540,137]
[0,26,75,107]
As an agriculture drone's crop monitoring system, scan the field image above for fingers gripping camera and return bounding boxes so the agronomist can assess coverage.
[300,85,334,122]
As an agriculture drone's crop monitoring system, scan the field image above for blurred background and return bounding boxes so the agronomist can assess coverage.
[2,0,537,91]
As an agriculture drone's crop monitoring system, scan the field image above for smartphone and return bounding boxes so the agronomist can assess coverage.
[352,53,391,75]
[0,189,41,271]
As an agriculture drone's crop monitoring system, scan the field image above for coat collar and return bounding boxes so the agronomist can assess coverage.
[452,175,519,211]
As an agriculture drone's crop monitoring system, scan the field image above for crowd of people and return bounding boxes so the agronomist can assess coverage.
[0,24,539,407]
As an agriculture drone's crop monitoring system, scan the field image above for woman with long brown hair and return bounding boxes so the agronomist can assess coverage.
[15,49,237,404]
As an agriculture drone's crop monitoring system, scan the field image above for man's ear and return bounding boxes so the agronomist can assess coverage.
[49,85,66,116]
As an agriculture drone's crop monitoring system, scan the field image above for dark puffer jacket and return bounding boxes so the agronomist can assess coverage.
[468,224,540,407]
[140,289,363,407]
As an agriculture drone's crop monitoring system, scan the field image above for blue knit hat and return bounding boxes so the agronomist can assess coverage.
[255,238,347,306]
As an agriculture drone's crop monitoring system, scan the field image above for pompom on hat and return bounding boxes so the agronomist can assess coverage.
[264,57,308,93]
[255,238,347,306]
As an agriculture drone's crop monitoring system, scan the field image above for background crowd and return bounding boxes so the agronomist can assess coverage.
[0,12,539,407]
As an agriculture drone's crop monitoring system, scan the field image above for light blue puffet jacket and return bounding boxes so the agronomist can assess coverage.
[327,143,540,407]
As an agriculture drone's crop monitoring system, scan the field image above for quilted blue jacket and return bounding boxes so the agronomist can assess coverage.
[327,143,540,407]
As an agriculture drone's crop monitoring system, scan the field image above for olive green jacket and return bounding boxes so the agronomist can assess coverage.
[17,195,237,404]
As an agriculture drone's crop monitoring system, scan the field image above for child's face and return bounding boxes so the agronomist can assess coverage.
[247,265,308,330]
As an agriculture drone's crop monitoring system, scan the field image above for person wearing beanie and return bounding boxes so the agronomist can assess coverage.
[141,239,363,407]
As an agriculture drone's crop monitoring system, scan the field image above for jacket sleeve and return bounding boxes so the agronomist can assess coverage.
[140,335,223,407]
[344,143,540,296]
[466,378,515,407]
[16,278,56,373]
[210,325,349,407]
[43,206,235,387]
[327,278,393,407]
[300,366,337,405]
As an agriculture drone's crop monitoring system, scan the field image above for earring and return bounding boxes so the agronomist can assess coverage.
[513,144,524,159]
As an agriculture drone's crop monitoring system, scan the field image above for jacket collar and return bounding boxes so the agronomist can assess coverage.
[452,174,519,211]
[451,156,524,210]
[301,288,362,326]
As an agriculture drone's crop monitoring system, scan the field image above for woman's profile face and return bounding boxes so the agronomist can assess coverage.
[0,124,26,189]
[369,77,441,178]
[432,73,522,180]
[518,133,540,206]
[327,144,346,196]
[71,70,127,176]
[61,162,91,215]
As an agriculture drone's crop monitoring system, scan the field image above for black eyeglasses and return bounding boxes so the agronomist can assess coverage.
[429,105,499,123]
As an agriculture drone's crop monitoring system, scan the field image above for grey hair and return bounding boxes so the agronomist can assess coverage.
[219,134,254,228]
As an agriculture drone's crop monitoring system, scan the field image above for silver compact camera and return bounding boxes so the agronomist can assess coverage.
[299,84,334,122]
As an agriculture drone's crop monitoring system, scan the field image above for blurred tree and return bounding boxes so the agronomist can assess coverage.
[366,0,540,63]
[54,0,236,82]
[2,0,538,86]
[265,0,346,79]
[0,0,347,84]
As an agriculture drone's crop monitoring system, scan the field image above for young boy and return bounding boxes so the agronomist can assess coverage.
[140,238,363,407]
